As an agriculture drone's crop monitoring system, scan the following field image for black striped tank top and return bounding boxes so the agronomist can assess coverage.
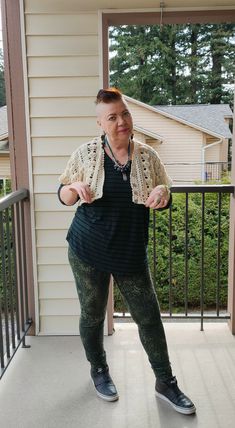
[64,151,150,274]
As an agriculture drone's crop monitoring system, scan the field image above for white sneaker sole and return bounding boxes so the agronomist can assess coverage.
[155,391,196,415]
[96,390,119,402]
[93,382,119,402]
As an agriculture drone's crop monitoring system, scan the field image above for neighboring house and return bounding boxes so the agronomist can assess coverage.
[126,96,233,184]
[0,105,10,177]
[0,105,10,194]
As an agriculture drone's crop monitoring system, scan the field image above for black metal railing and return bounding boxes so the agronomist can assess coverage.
[205,162,231,182]
[114,184,235,331]
[0,189,32,379]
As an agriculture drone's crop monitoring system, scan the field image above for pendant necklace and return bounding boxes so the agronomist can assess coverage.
[104,136,131,181]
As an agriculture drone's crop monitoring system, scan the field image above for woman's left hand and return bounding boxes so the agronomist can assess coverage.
[145,185,170,209]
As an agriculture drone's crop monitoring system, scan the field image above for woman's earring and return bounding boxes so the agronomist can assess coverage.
[101,132,106,148]
[130,133,134,140]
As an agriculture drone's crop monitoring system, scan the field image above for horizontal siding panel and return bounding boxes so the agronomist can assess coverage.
[27,35,98,56]
[35,194,76,212]
[29,76,99,97]
[162,147,199,163]
[26,14,98,35]
[32,137,88,156]
[31,117,98,137]
[33,156,70,174]
[39,315,108,336]
[130,102,202,137]
[39,315,80,335]
[40,299,80,316]
[167,168,202,183]
[37,247,69,264]
[30,97,96,117]
[28,56,99,77]
[205,145,220,162]
[39,282,77,299]
[36,229,68,247]
[34,174,63,193]
[38,264,74,281]
[24,1,100,13]
[35,212,74,229]
[0,157,11,178]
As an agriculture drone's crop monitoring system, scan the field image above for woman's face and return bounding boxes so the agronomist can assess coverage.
[96,99,133,144]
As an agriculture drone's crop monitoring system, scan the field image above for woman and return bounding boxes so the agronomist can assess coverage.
[58,88,196,415]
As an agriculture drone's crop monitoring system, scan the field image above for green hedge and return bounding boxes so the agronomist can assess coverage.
[0,179,231,314]
[114,180,230,313]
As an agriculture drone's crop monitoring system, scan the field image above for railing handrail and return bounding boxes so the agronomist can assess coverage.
[165,161,231,165]
[0,188,29,211]
[170,184,235,193]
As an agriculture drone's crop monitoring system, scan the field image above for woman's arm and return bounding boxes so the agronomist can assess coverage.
[58,184,79,206]
[58,181,92,206]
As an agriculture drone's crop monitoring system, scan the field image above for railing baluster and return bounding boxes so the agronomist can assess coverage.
[14,202,25,336]
[0,210,11,358]
[153,209,156,286]
[185,193,189,316]
[200,193,205,331]
[6,207,16,349]
[11,205,21,342]
[216,192,222,316]
[0,211,5,369]
[19,201,31,347]
[169,204,173,317]
[18,201,26,334]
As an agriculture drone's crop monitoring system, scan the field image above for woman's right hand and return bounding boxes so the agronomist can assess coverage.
[68,181,92,204]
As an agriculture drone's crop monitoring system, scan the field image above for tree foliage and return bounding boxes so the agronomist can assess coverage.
[109,23,235,105]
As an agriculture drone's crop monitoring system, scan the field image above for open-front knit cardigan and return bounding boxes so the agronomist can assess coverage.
[59,137,172,206]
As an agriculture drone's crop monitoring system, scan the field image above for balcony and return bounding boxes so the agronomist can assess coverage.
[1,185,235,427]
[0,322,235,427]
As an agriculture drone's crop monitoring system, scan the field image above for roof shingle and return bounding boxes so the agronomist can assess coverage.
[154,104,233,139]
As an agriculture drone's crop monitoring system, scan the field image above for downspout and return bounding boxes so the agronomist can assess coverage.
[201,138,223,182]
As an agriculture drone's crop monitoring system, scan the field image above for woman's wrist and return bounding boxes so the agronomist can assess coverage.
[68,184,78,195]
[159,184,170,199]
[60,184,79,205]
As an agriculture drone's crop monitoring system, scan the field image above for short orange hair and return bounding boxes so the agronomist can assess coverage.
[95,87,123,104]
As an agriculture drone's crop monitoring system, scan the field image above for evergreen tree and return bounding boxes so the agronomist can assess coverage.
[109,23,235,105]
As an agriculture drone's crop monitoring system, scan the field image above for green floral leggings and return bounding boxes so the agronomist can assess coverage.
[68,246,172,381]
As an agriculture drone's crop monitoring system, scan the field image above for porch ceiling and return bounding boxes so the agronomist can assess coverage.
[25,0,235,12]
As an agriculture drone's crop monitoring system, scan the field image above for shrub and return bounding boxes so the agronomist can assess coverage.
[114,189,230,314]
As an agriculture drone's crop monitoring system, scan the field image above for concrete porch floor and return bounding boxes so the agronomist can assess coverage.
[0,322,235,428]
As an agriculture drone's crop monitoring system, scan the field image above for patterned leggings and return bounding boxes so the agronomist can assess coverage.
[68,246,172,381]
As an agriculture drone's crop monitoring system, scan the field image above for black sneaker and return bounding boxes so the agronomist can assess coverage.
[155,376,196,415]
[90,366,119,402]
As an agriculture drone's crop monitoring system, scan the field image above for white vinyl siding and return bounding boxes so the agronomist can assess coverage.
[24,4,101,335]
[129,101,204,184]
[0,156,11,178]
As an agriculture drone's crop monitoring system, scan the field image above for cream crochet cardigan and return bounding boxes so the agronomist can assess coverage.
[59,137,172,206]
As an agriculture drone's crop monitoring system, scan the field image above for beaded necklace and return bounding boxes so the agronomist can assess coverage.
[104,135,131,181]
